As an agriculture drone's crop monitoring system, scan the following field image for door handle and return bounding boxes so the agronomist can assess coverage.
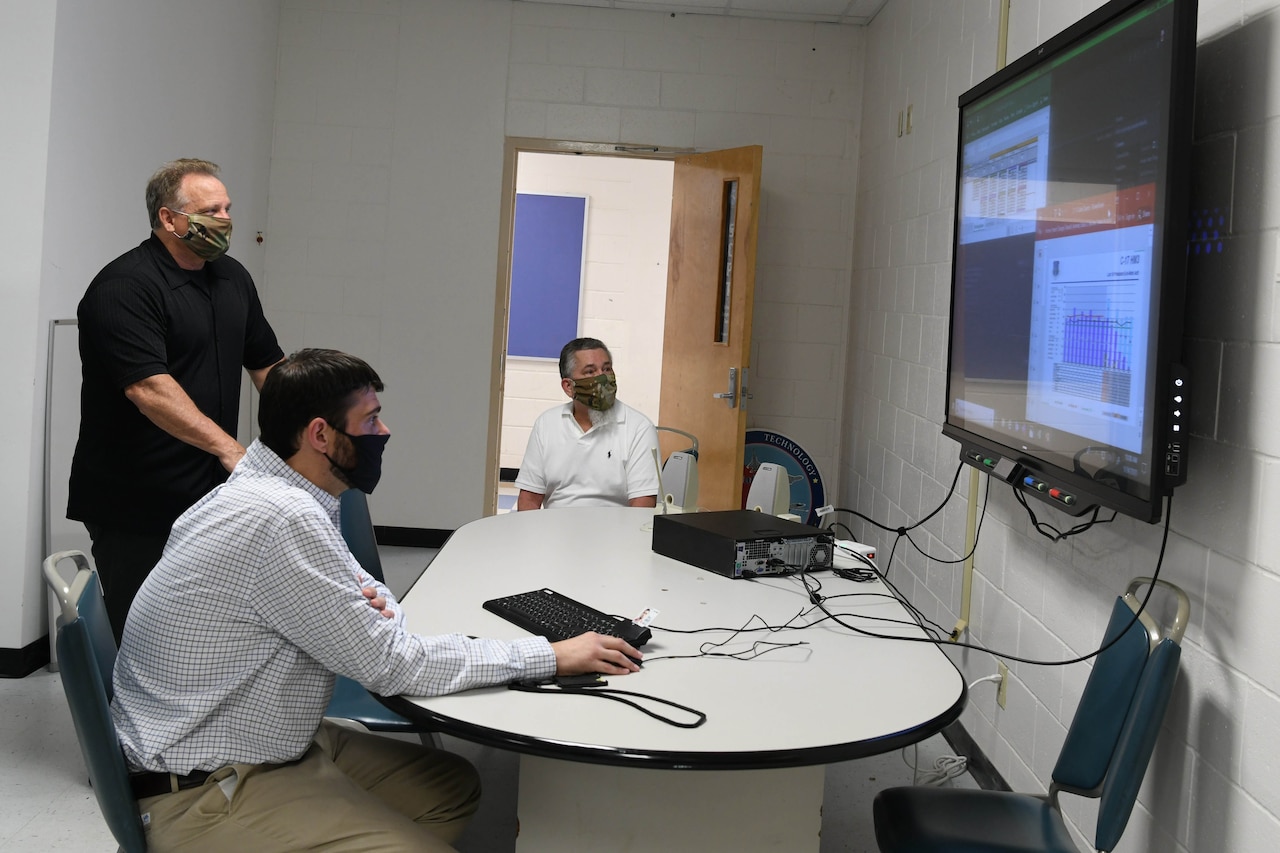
[739,367,752,410]
[713,367,738,408]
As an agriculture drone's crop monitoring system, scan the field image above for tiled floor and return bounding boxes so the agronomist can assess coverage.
[3,545,976,852]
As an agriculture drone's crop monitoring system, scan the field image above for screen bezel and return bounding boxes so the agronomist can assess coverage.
[941,0,1198,524]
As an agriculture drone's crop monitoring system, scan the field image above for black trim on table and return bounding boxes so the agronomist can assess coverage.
[377,684,967,772]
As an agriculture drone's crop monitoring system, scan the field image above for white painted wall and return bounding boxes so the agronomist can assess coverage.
[844,0,1280,849]
[500,152,673,472]
[1,0,58,657]
[270,0,866,528]
[268,0,512,530]
[3,0,277,656]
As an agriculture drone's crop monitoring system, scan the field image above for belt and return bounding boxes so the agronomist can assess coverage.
[129,769,215,800]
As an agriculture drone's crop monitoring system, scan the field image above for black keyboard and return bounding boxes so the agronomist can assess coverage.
[483,588,651,647]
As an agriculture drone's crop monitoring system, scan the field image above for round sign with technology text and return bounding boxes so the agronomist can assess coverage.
[743,429,827,525]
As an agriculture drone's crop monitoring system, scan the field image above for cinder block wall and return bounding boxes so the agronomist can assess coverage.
[843,1,1280,849]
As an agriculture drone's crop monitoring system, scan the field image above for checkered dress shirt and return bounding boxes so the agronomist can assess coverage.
[111,439,555,774]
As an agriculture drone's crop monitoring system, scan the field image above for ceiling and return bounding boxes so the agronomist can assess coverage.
[514,0,890,26]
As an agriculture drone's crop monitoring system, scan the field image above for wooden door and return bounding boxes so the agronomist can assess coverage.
[659,146,762,510]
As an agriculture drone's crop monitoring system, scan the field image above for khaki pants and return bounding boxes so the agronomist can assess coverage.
[137,722,480,852]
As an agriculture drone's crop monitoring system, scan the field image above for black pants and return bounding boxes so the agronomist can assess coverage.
[83,523,170,645]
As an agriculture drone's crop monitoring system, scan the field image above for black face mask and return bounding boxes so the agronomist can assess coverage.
[326,429,390,494]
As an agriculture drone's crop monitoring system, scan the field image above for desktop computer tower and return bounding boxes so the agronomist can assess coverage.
[652,509,833,579]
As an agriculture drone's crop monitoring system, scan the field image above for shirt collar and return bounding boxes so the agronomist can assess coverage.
[234,439,342,524]
[145,232,225,291]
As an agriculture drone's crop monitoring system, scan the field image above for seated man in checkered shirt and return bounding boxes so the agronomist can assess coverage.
[110,348,642,852]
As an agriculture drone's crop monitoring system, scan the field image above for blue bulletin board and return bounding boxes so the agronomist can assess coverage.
[508,193,589,359]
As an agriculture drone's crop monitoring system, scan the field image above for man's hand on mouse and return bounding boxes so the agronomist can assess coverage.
[552,632,642,675]
[361,586,394,618]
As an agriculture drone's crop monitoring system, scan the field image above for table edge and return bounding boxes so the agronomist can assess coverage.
[378,684,967,771]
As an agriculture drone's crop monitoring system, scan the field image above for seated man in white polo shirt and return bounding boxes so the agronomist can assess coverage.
[516,337,659,510]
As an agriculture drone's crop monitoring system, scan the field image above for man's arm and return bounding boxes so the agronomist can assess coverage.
[248,358,284,392]
[517,489,545,511]
[124,374,245,472]
[624,416,662,506]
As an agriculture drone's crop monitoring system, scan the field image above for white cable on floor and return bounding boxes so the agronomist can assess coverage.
[899,673,1000,785]
[902,744,970,786]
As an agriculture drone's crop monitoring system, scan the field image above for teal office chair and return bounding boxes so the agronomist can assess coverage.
[873,576,1189,853]
[325,489,439,744]
[42,550,147,853]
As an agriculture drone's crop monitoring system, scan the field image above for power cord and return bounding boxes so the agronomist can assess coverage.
[902,743,970,786]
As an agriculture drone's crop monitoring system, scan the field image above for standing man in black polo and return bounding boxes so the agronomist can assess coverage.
[68,158,284,641]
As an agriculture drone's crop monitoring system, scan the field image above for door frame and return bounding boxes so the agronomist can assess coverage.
[484,137,692,516]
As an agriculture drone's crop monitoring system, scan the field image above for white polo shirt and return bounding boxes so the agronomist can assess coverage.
[515,399,660,508]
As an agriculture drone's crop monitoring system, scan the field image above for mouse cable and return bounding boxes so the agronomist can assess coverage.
[652,607,816,637]
[645,639,811,666]
[648,610,811,662]
[805,494,1173,669]
[508,681,706,728]
[664,577,946,644]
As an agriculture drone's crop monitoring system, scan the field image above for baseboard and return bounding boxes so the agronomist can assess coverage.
[0,636,52,678]
[374,526,453,549]
[941,720,1010,791]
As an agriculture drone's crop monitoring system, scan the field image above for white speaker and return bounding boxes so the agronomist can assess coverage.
[746,462,790,515]
[661,451,699,510]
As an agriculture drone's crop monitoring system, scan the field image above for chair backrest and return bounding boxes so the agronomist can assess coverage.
[340,488,385,583]
[1051,576,1188,852]
[42,550,147,853]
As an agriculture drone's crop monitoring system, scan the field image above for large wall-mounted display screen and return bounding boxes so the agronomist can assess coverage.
[944,0,1197,523]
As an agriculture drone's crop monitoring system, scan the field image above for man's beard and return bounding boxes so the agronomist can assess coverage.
[327,435,358,488]
[588,406,609,427]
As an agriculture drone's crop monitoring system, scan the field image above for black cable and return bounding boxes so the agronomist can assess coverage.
[767,541,950,637]
[509,682,707,728]
[648,486,1172,670]
[813,494,1174,668]
[1014,486,1118,542]
[651,599,944,645]
[823,460,986,578]
[825,458,965,540]
[879,473,992,577]
[828,520,857,540]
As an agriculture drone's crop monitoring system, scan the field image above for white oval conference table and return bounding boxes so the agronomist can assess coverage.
[382,506,966,852]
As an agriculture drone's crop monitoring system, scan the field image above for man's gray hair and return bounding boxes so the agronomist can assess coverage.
[558,337,611,379]
[146,158,221,229]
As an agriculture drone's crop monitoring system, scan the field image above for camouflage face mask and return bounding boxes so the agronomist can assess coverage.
[571,373,618,411]
[172,210,232,261]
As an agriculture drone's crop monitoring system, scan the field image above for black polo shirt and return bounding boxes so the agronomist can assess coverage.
[68,235,284,532]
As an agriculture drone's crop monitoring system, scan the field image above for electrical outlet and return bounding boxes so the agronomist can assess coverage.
[997,661,1009,709]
